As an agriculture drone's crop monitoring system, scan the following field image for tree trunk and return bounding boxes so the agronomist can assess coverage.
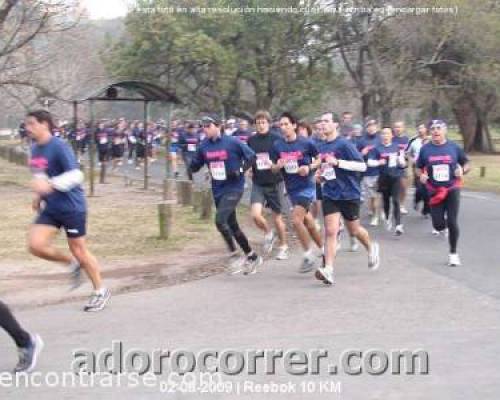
[452,95,494,153]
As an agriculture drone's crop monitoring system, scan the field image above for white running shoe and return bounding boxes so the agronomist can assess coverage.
[395,224,404,236]
[299,255,315,273]
[244,255,263,275]
[368,242,380,270]
[432,229,440,236]
[275,246,289,260]
[400,206,409,215]
[315,266,335,285]
[263,230,277,255]
[14,334,44,373]
[448,253,461,267]
[369,215,379,226]
[349,236,359,252]
[228,253,246,274]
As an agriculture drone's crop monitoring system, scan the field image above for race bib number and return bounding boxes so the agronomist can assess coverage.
[99,138,108,145]
[129,136,137,143]
[388,153,397,168]
[187,143,197,152]
[209,161,226,181]
[284,159,299,174]
[432,164,450,182]
[321,163,336,180]
[256,153,271,170]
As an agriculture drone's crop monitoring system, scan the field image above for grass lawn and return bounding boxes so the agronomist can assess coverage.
[464,154,500,194]
[0,158,217,262]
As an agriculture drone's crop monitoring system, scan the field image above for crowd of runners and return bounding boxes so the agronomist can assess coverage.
[2,108,470,373]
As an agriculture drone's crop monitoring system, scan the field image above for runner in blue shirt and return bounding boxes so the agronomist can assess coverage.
[416,119,470,266]
[313,112,380,285]
[368,127,407,235]
[357,119,381,226]
[190,114,262,274]
[270,112,323,273]
[26,110,110,312]
[179,122,201,180]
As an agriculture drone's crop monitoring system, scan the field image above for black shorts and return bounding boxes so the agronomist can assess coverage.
[111,145,124,159]
[322,199,360,221]
[35,210,87,238]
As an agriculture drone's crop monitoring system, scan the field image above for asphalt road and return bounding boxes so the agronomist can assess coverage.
[1,156,500,399]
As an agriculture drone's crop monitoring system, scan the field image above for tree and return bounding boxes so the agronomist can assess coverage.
[105,0,340,118]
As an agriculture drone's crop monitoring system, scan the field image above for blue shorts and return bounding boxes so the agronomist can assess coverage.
[288,194,314,211]
[35,210,87,238]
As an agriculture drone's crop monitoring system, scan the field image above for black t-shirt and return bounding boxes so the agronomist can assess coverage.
[247,131,283,186]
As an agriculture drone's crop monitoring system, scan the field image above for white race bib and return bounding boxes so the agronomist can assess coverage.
[99,138,108,145]
[256,153,271,170]
[129,136,137,143]
[284,159,299,174]
[388,153,397,168]
[209,161,226,181]
[187,143,197,152]
[321,163,336,180]
[433,164,450,182]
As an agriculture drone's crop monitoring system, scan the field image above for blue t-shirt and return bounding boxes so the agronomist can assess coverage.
[370,142,406,178]
[318,136,364,201]
[416,141,468,188]
[270,136,318,198]
[357,133,380,177]
[190,134,255,200]
[30,137,86,213]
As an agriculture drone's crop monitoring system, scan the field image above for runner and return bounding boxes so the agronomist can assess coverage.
[169,121,181,178]
[26,110,111,312]
[111,120,126,170]
[247,110,288,260]
[392,121,410,215]
[190,114,262,275]
[416,119,470,266]
[339,111,354,138]
[408,123,431,217]
[357,119,381,226]
[179,122,201,180]
[270,112,323,273]
[368,127,407,235]
[0,301,43,373]
[311,123,325,233]
[95,122,110,167]
[314,112,380,285]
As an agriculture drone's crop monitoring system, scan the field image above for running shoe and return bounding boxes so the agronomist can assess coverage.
[395,224,404,236]
[432,229,440,236]
[68,259,82,291]
[299,255,315,273]
[14,334,44,374]
[448,253,461,267]
[263,230,277,255]
[227,253,246,274]
[315,266,335,285]
[84,288,111,312]
[243,254,263,275]
[400,206,409,215]
[368,242,380,270]
[275,246,289,260]
[369,215,379,226]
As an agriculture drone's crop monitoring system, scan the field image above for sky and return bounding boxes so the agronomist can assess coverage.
[81,0,130,20]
